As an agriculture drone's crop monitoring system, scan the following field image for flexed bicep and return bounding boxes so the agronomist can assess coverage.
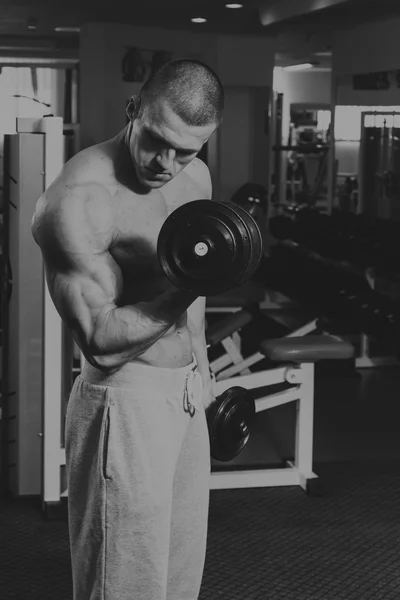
[32,187,122,354]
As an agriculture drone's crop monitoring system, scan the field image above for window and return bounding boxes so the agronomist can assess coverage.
[335,105,400,141]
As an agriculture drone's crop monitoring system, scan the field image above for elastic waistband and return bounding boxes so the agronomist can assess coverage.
[80,357,198,391]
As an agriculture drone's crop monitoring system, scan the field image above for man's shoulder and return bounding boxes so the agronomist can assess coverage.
[45,142,113,208]
[37,144,115,240]
[183,157,212,199]
[59,143,112,188]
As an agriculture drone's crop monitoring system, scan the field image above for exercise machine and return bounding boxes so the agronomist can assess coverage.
[0,117,81,518]
[206,308,353,493]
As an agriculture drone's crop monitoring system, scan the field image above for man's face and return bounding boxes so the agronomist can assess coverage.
[128,98,216,189]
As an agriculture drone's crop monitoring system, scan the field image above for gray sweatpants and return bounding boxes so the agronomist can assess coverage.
[65,358,210,600]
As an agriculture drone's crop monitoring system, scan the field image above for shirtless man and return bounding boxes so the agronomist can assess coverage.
[32,60,224,600]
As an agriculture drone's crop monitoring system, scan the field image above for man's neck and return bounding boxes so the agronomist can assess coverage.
[112,125,151,195]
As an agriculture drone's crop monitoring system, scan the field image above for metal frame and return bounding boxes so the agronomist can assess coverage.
[358,110,400,217]
[2,117,66,501]
[4,126,46,495]
[210,321,318,491]
[352,112,400,368]
[30,117,68,509]
[212,363,316,491]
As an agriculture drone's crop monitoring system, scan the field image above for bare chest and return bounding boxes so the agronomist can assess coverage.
[109,174,204,302]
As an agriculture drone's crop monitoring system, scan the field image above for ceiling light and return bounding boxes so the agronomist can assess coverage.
[54,26,81,33]
[284,63,314,72]
[225,3,243,7]
[191,17,207,23]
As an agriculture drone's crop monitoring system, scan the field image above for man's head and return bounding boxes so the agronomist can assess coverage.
[126,59,224,188]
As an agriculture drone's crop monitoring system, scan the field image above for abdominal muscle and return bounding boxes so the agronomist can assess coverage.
[123,277,194,369]
[134,324,194,369]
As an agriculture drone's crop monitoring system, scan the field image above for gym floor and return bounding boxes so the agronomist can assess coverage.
[1,361,400,599]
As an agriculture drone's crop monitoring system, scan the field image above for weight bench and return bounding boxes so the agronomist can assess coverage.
[206,309,354,494]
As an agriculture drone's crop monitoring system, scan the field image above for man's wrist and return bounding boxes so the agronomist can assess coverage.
[203,369,217,397]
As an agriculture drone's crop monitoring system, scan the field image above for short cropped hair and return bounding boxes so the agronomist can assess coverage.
[139,59,224,127]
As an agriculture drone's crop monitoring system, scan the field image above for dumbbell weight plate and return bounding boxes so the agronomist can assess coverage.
[157,200,263,296]
[207,386,256,462]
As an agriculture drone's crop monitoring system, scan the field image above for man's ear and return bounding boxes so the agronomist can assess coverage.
[126,96,141,122]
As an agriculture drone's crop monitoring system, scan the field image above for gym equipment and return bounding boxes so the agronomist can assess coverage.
[273,142,329,206]
[272,92,283,205]
[206,306,354,494]
[270,206,400,274]
[231,182,267,223]
[157,200,263,296]
[1,117,65,501]
[206,386,256,462]
[265,239,400,359]
[359,112,400,222]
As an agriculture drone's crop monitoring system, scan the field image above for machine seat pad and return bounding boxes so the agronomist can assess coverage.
[259,335,354,363]
[206,309,254,346]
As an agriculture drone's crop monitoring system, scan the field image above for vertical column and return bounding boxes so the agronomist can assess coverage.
[39,118,65,507]
[294,362,315,479]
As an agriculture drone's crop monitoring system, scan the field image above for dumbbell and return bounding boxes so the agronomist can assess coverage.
[157,201,260,458]
[206,386,256,462]
[157,200,263,296]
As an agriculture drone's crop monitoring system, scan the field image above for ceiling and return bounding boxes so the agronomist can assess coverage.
[0,1,264,37]
[271,0,400,67]
[263,0,400,35]
[0,0,399,65]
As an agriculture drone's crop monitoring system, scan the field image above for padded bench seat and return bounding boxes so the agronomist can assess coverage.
[260,335,354,363]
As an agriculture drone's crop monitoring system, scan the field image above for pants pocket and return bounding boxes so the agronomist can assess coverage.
[100,394,112,481]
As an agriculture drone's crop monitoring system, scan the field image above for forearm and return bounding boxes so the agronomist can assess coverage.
[186,295,213,389]
[88,287,197,371]
[191,331,212,389]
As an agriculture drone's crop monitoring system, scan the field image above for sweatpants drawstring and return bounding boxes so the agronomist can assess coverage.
[183,365,203,417]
